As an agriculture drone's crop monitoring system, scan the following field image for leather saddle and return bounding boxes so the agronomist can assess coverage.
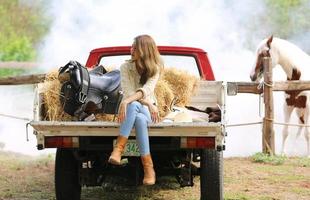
[88,69,121,99]
[59,61,123,121]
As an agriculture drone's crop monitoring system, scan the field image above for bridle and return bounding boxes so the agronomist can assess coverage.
[255,46,271,80]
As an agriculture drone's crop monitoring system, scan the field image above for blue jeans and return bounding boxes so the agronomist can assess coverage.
[120,101,151,156]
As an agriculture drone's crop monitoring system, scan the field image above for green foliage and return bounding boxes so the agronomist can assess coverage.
[242,0,310,50]
[251,152,287,165]
[297,157,310,167]
[0,35,36,61]
[0,0,50,61]
[264,0,310,38]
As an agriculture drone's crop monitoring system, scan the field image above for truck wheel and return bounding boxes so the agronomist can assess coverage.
[55,148,81,200]
[200,149,223,200]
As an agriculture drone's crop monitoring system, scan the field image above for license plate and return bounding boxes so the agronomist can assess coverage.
[113,139,140,156]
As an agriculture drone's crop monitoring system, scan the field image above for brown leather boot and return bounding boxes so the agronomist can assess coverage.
[108,136,128,165]
[141,154,156,185]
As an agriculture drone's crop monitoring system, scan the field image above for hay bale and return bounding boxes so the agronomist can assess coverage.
[40,70,73,121]
[162,68,199,106]
[95,113,117,122]
[155,79,175,118]
[41,66,198,121]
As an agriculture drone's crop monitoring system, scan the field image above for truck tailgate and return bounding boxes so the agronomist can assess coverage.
[30,121,223,137]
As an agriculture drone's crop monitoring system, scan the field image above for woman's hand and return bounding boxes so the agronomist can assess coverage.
[149,104,160,123]
[118,91,144,123]
[118,100,129,123]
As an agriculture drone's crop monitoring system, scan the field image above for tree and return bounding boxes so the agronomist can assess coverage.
[0,0,50,61]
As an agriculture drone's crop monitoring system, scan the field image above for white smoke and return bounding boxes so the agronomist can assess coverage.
[36,0,310,157]
[0,85,54,156]
[2,0,308,156]
[39,0,258,73]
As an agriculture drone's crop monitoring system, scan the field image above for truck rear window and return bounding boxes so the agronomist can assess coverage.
[99,55,200,77]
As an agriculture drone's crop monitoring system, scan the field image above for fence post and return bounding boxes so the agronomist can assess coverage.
[262,57,275,155]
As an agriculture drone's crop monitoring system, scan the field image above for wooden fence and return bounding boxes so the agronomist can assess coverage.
[2,58,310,155]
[228,57,310,155]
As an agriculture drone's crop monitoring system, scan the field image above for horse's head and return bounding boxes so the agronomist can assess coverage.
[250,35,273,82]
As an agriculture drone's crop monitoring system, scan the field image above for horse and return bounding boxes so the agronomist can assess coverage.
[250,35,310,157]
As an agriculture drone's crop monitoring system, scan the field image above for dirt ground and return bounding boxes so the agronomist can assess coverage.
[0,151,309,200]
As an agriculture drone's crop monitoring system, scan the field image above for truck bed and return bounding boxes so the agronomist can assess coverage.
[30,81,226,149]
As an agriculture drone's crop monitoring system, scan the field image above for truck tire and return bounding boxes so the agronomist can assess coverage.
[55,148,81,200]
[200,149,223,200]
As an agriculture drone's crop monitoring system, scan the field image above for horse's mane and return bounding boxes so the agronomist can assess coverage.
[268,37,310,80]
[272,38,309,58]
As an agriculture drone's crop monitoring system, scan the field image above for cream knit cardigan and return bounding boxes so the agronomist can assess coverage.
[120,61,159,105]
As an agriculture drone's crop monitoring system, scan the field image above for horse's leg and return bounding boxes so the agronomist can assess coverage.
[305,128,310,157]
[295,107,306,155]
[303,106,310,157]
[295,108,306,138]
[282,105,294,155]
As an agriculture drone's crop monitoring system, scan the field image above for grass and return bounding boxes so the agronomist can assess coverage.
[0,68,27,77]
[0,151,55,200]
[297,157,310,167]
[251,152,287,165]
[0,151,309,200]
[225,155,310,200]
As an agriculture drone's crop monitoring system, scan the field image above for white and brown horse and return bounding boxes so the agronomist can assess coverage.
[250,35,310,156]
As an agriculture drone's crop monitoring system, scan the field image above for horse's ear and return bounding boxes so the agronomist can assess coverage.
[267,35,273,48]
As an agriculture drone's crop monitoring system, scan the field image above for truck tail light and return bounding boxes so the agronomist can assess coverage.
[180,137,215,149]
[45,136,79,148]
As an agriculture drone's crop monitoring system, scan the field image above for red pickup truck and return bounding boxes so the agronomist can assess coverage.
[31,46,226,200]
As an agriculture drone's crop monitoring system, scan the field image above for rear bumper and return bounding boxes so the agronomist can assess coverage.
[31,121,225,152]
[40,136,225,151]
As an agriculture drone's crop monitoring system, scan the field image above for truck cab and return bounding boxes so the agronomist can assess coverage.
[86,46,215,80]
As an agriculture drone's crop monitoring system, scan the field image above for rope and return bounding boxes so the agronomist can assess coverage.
[0,113,30,121]
[1,111,309,128]
[263,81,273,87]
[264,116,310,128]
[264,117,274,121]
[226,120,310,128]
[257,80,273,90]
[226,121,262,127]
[273,121,310,128]
[257,81,264,90]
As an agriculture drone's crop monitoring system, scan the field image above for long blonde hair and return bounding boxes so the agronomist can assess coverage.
[131,35,163,85]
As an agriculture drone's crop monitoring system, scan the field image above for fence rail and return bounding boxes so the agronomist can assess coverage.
[0,74,46,85]
[228,80,310,94]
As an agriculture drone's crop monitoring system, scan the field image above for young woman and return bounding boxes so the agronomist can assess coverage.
[108,35,163,185]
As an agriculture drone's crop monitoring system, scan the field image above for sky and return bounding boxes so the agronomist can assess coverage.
[0,0,309,156]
